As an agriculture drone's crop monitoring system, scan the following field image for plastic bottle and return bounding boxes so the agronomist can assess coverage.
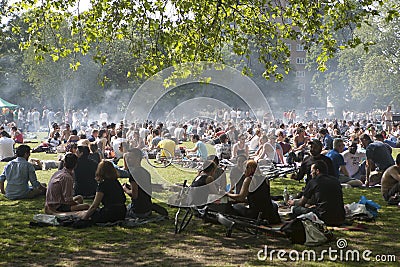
[283,186,289,205]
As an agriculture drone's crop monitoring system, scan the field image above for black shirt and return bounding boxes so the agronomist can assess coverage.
[296,154,335,183]
[247,175,280,224]
[190,174,210,206]
[74,156,98,197]
[366,142,395,171]
[97,179,126,208]
[129,167,152,214]
[303,174,345,226]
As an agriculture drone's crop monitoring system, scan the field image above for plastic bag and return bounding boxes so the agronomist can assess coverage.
[33,214,60,226]
[358,196,380,218]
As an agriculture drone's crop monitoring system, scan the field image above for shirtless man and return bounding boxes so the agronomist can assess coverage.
[381,154,400,204]
[61,124,71,143]
[382,105,393,132]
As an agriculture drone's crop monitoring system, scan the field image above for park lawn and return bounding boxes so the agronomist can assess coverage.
[0,141,399,266]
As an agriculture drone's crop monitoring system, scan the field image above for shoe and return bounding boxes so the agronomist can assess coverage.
[387,196,400,205]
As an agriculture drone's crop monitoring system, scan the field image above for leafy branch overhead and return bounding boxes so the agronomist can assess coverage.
[3,0,398,80]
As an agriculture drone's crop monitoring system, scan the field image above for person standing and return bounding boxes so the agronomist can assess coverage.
[46,108,55,131]
[382,105,393,132]
[17,108,24,131]
[41,106,49,128]
[31,108,40,132]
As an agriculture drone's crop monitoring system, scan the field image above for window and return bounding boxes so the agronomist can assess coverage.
[296,71,305,77]
[296,44,304,51]
[296,57,305,64]
[298,84,305,90]
[286,43,291,52]
[299,96,305,104]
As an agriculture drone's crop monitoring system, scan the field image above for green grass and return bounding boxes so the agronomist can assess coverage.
[0,140,400,266]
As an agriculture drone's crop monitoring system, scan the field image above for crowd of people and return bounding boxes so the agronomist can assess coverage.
[0,104,399,227]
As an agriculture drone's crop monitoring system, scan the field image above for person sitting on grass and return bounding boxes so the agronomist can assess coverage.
[360,133,394,187]
[229,155,247,194]
[45,153,90,214]
[0,145,46,200]
[231,133,249,160]
[326,138,363,187]
[227,160,281,224]
[79,160,127,223]
[208,155,227,193]
[10,126,23,144]
[74,143,98,198]
[0,130,15,161]
[66,129,79,143]
[157,133,176,158]
[287,160,345,226]
[291,139,335,184]
[187,160,219,206]
[123,148,153,218]
[186,134,208,161]
[381,154,400,205]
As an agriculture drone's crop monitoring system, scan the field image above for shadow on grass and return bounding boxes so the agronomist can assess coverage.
[1,153,400,266]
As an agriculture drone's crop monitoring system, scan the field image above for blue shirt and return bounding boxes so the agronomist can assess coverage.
[323,134,334,150]
[0,157,41,199]
[326,149,345,178]
[196,141,208,160]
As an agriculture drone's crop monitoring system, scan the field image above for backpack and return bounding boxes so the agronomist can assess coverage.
[280,213,333,246]
[280,218,306,244]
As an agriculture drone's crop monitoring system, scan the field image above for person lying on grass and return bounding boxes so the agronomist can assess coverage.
[78,160,126,223]
[45,153,90,214]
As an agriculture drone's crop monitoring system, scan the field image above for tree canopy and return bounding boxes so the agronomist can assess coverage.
[3,0,398,80]
[308,0,400,112]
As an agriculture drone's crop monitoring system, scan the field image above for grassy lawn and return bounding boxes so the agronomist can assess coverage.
[0,138,399,266]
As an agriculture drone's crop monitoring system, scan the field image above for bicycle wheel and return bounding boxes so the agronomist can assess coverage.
[142,148,173,168]
[174,207,194,234]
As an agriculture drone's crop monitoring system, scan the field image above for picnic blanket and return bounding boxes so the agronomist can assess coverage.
[30,213,167,228]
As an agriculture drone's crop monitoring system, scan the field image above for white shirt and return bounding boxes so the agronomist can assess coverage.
[342,150,366,177]
[174,127,185,140]
[230,110,237,119]
[223,111,230,121]
[32,111,40,121]
[111,137,126,158]
[249,135,260,151]
[0,137,15,160]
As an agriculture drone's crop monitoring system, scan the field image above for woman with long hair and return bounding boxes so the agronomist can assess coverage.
[227,160,280,224]
[79,160,126,223]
